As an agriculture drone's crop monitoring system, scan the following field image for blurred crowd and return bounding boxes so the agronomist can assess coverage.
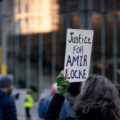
[0,72,120,120]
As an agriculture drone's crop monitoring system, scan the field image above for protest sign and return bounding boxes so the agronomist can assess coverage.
[64,29,94,82]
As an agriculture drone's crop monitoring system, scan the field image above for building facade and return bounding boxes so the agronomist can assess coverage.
[0,0,120,94]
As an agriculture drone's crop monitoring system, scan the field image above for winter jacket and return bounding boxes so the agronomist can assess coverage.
[38,95,73,119]
[24,94,34,108]
[45,93,116,120]
[0,90,17,120]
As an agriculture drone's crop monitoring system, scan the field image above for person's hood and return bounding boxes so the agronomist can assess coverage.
[0,90,9,98]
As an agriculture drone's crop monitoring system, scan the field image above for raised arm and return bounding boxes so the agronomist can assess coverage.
[45,71,70,120]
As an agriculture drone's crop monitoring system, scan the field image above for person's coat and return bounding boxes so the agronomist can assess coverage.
[45,93,117,120]
[0,90,17,120]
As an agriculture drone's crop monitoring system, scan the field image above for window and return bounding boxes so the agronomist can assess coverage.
[93,0,101,12]
[92,15,102,61]
[106,17,113,59]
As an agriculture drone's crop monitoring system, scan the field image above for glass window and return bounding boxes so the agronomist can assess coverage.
[42,33,52,88]
[93,64,102,74]
[18,0,21,13]
[118,19,120,58]
[93,0,114,14]
[6,1,13,15]
[30,34,38,89]
[70,0,79,12]
[92,15,102,61]
[58,0,66,14]
[56,17,65,73]
[7,36,15,74]
[106,17,113,59]
[117,0,120,16]
[106,0,114,14]
[72,15,79,29]
[106,64,114,82]
[19,35,27,87]
[93,0,101,12]
[59,0,79,14]
[105,17,114,81]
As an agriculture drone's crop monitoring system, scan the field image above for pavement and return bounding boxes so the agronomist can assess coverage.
[13,89,39,120]
[17,102,39,120]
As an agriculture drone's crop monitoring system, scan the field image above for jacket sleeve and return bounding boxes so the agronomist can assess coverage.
[5,99,17,120]
[45,93,65,120]
[0,109,4,120]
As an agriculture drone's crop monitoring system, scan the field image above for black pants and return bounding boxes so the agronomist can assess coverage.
[25,107,31,120]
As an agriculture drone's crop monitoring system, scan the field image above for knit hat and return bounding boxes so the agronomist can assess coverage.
[0,75,13,88]
[51,83,57,95]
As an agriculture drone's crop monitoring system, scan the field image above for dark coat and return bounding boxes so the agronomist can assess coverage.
[0,90,17,120]
[45,93,116,120]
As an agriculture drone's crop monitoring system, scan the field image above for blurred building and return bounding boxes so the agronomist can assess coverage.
[0,0,120,94]
[14,0,59,34]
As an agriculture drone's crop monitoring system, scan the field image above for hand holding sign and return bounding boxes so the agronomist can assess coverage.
[56,70,70,96]
[61,70,69,80]
[64,29,94,82]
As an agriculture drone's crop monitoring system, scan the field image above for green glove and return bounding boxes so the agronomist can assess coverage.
[56,73,70,96]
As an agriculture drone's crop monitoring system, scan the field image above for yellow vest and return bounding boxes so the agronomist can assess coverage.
[24,94,34,108]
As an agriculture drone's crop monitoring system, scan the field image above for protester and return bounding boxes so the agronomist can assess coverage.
[0,75,17,120]
[45,70,120,120]
[38,83,73,120]
[66,82,81,108]
[24,90,34,120]
[38,89,51,103]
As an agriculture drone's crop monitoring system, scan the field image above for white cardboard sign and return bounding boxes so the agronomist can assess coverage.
[64,29,94,82]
